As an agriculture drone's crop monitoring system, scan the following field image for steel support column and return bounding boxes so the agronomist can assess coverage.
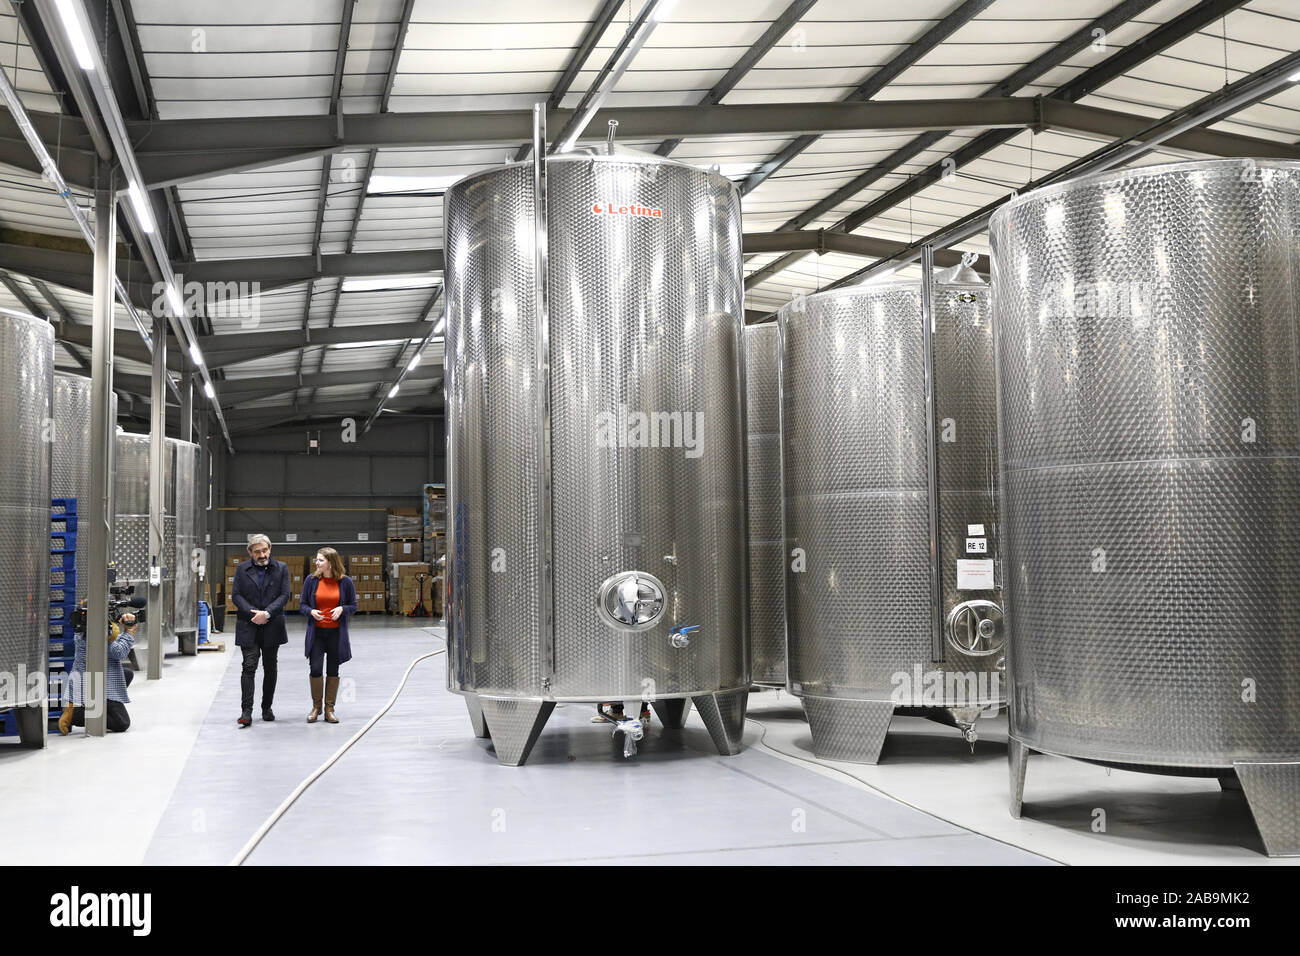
[84,163,116,737]
[147,314,166,680]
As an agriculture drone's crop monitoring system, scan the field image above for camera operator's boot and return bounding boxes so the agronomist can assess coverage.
[58,703,74,735]
[324,676,339,723]
[308,676,323,723]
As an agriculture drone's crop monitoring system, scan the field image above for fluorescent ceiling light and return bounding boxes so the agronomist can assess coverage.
[368,174,463,194]
[203,381,215,399]
[166,285,184,316]
[388,384,400,398]
[407,352,422,370]
[340,275,442,293]
[432,317,446,336]
[1290,69,1300,82]
[189,342,203,365]
[55,0,95,70]
[127,181,154,233]
[328,338,417,351]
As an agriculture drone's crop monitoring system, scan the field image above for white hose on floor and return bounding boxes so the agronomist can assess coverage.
[230,646,445,866]
[743,711,1064,864]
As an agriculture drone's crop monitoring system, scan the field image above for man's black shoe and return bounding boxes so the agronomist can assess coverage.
[237,711,252,727]
[262,708,275,722]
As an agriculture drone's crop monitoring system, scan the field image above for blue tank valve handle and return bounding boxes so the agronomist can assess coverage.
[670,624,700,648]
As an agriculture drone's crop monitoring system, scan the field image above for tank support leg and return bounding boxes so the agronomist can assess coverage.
[1233,761,1300,857]
[1008,736,1030,819]
[14,703,47,748]
[464,694,490,739]
[478,697,554,766]
[691,689,747,756]
[802,697,893,764]
[651,697,690,729]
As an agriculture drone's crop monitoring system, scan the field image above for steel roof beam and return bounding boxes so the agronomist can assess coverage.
[825,47,1300,292]
[513,0,624,162]
[744,0,1164,290]
[738,0,994,195]
[770,0,1255,282]
[654,0,819,157]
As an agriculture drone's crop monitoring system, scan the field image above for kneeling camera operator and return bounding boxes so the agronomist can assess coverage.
[59,586,146,734]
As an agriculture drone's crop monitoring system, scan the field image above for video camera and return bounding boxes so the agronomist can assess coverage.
[69,585,147,635]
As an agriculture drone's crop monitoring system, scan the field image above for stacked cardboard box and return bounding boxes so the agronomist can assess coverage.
[390,562,432,616]
[347,554,387,612]
[386,507,422,539]
[387,537,421,566]
[224,554,242,612]
[423,485,446,564]
[276,554,305,612]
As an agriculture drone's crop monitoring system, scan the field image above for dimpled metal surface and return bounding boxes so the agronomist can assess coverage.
[114,433,177,637]
[746,324,785,685]
[934,282,1001,654]
[445,149,747,701]
[0,315,52,705]
[52,374,115,605]
[991,159,1300,768]
[171,439,199,632]
[780,282,1002,706]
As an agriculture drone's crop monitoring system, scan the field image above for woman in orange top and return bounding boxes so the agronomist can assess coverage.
[301,547,357,723]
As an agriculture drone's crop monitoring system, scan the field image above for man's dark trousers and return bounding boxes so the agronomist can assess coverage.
[241,629,278,713]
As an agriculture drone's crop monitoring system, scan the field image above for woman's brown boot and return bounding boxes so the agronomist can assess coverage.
[308,676,323,723]
[324,676,339,723]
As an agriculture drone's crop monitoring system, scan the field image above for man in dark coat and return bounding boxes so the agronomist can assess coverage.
[231,534,291,727]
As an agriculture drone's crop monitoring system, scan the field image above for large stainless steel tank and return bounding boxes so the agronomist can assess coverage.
[746,324,784,687]
[52,373,117,605]
[114,432,177,654]
[0,313,52,745]
[170,439,200,654]
[445,143,748,765]
[779,275,1003,764]
[992,158,1300,856]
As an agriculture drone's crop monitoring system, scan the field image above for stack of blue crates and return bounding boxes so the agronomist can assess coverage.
[0,499,77,736]
[47,498,79,714]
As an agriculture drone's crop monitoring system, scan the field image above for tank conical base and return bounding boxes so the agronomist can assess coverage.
[802,697,893,764]
[1234,761,1300,857]
[691,690,747,755]
[14,703,46,748]
[463,694,490,739]
[651,697,690,729]
[1008,736,1031,818]
[478,697,554,766]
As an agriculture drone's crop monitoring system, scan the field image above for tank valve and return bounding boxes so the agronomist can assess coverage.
[670,625,699,648]
[612,716,644,758]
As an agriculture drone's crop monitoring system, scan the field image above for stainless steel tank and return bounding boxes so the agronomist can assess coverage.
[745,323,785,687]
[170,439,200,653]
[114,432,177,654]
[444,142,748,765]
[779,275,1003,764]
[52,373,117,606]
[991,158,1300,856]
[0,313,52,745]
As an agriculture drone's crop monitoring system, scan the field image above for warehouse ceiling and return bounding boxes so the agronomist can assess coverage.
[0,0,1297,441]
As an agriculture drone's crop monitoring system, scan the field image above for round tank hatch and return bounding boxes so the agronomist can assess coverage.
[946,600,1004,657]
[597,571,667,631]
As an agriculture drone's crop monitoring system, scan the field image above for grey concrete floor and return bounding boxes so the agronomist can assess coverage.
[144,618,1052,865]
